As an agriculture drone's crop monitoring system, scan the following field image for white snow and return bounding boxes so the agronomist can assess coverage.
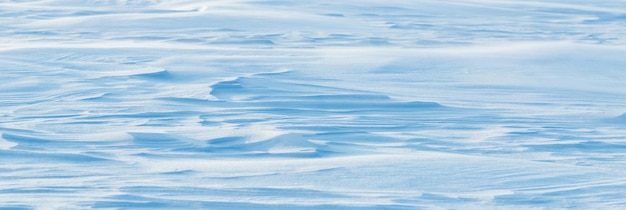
[2,0,626,209]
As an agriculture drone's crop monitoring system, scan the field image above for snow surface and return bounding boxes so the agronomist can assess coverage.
[2,0,626,209]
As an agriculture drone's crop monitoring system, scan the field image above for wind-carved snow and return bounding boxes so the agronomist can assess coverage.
[2,0,626,209]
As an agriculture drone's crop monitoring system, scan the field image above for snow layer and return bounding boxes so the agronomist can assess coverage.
[2,0,626,209]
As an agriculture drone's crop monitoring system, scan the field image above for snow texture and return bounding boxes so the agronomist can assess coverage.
[2,0,626,209]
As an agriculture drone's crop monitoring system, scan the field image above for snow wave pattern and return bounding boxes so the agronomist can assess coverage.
[2,0,626,209]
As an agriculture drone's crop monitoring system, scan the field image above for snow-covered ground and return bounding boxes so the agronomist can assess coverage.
[2,0,626,209]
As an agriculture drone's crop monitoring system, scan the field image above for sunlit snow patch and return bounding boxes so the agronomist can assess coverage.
[0,135,18,150]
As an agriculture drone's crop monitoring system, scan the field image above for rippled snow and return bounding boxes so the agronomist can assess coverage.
[2,0,626,209]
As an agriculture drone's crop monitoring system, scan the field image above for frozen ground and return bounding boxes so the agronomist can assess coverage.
[2,0,626,209]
